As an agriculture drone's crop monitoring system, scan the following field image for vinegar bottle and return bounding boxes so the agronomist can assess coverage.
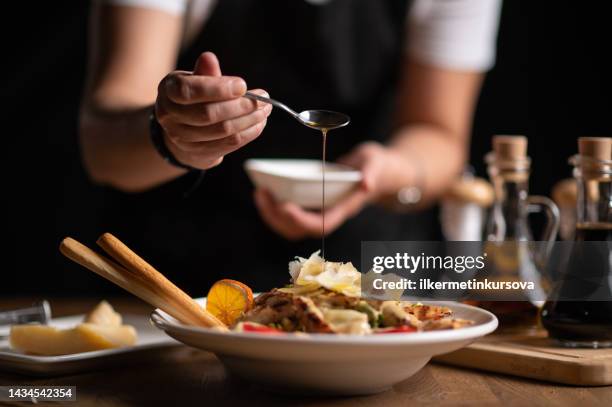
[541,137,612,347]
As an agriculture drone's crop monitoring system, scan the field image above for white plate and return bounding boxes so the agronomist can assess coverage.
[151,298,498,395]
[244,159,362,209]
[0,314,177,376]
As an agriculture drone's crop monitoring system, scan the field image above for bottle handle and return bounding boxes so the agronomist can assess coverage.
[527,195,560,267]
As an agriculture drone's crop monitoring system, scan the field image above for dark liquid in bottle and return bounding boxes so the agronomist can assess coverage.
[541,223,612,345]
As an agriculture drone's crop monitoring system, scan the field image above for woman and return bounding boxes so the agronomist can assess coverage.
[80,0,501,292]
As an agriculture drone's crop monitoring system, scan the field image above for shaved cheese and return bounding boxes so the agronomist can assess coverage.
[84,300,122,326]
[321,309,371,335]
[9,323,137,356]
[9,301,137,356]
[289,251,361,297]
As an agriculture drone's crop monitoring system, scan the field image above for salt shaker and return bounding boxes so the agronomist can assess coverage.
[440,175,494,241]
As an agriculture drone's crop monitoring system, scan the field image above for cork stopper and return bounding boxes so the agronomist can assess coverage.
[444,177,495,207]
[492,135,528,160]
[578,137,612,161]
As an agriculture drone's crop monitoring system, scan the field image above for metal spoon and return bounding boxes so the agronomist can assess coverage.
[244,91,350,131]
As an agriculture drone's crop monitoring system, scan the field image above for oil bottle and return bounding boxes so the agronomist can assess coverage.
[482,135,559,326]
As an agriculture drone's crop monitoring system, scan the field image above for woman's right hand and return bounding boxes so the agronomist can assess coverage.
[155,52,272,169]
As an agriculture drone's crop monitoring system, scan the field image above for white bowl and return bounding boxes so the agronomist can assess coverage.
[244,159,362,209]
[151,298,497,395]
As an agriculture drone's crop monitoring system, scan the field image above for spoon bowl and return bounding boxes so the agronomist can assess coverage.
[298,110,350,131]
[244,92,350,131]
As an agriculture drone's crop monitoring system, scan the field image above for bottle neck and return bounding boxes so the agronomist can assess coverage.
[489,171,531,239]
[485,152,533,240]
[572,155,612,226]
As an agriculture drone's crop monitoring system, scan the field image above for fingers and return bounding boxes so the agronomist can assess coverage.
[162,51,232,105]
[157,89,269,128]
[253,187,369,240]
[153,52,272,170]
[254,189,303,240]
[207,104,271,141]
[163,104,272,143]
[357,157,378,192]
[337,142,385,192]
[210,118,268,156]
[193,51,222,77]
[255,190,323,240]
[167,118,268,159]
[255,141,381,241]
[336,150,362,168]
[323,188,370,227]
[163,72,247,104]
[282,188,369,234]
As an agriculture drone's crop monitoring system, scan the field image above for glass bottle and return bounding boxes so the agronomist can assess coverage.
[541,137,612,348]
[551,178,577,241]
[482,136,560,326]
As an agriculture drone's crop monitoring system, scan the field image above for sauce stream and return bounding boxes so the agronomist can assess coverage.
[321,129,327,259]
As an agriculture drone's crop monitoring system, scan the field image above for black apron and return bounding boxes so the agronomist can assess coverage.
[103,0,441,294]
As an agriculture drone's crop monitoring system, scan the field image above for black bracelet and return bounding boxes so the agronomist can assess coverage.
[149,111,199,171]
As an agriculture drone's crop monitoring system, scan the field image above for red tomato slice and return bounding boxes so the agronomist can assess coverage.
[375,325,417,334]
[242,323,284,334]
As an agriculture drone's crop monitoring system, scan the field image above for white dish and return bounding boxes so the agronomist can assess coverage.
[244,159,362,209]
[151,298,498,395]
[0,314,177,376]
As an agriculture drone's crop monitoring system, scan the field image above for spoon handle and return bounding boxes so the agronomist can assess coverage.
[244,91,298,118]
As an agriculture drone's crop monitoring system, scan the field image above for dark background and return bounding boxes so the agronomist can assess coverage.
[3,1,610,296]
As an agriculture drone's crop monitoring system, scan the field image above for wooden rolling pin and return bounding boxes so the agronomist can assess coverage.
[59,236,226,330]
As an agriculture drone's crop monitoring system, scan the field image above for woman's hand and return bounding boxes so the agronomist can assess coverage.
[253,142,392,240]
[155,52,272,170]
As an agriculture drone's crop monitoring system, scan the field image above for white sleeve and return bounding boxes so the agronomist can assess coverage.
[101,0,189,15]
[407,0,503,71]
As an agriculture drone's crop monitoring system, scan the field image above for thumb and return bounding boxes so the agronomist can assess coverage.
[337,148,374,191]
[193,51,222,77]
[337,148,364,170]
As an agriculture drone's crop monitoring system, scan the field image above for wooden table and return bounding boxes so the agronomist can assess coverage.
[1,298,611,407]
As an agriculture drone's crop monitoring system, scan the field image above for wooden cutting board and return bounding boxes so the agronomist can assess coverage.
[433,329,612,386]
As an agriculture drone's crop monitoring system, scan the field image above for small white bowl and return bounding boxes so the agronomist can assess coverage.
[151,298,498,395]
[244,159,362,209]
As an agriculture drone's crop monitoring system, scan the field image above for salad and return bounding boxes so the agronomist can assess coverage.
[207,252,473,335]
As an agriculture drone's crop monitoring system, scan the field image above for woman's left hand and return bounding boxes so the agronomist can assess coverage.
[253,142,391,240]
